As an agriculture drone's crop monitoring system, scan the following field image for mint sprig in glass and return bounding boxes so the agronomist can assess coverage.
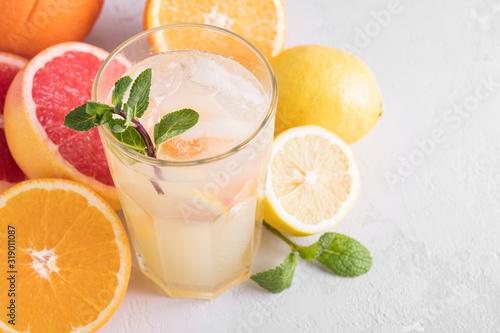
[65,68,199,159]
[64,68,198,195]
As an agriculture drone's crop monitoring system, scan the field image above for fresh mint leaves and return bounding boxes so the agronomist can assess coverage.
[298,232,335,261]
[64,68,199,160]
[127,68,151,119]
[63,104,96,131]
[251,253,297,293]
[64,68,198,195]
[251,222,372,293]
[112,76,132,112]
[316,234,372,277]
[108,119,147,154]
[154,109,200,147]
[86,101,112,125]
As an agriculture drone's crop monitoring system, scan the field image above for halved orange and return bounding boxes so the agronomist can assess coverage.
[143,0,287,59]
[0,179,131,333]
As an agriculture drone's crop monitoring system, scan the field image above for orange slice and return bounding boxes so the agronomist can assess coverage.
[264,126,361,236]
[0,179,131,333]
[143,0,287,59]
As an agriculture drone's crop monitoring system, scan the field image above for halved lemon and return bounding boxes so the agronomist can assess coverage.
[264,126,360,236]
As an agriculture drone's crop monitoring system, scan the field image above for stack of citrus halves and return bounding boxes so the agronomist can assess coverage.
[0,42,130,332]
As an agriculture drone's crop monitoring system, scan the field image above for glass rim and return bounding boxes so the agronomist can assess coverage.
[93,23,277,167]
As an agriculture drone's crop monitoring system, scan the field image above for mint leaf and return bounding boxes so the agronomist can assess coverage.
[127,68,151,119]
[85,101,110,116]
[96,110,112,126]
[251,253,297,293]
[316,234,372,277]
[299,232,335,260]
[154,109,199,147]
[109,119,147,154]
[123,103,133,127]
[112,76,132,112]
[85,101,112,126]
[108,117,128,133]
[64,104,96,131]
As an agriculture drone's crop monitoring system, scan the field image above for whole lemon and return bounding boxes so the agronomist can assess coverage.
[271,45,383,143]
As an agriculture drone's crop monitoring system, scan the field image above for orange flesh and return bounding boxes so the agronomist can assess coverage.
[0,181,130,332]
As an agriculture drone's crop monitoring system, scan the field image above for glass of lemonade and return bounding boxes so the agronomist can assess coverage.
[93,24,277,299]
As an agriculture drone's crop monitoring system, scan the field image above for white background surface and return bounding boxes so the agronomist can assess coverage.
[85,0,500,332]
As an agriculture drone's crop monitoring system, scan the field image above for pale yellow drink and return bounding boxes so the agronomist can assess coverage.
[100,48,274,299]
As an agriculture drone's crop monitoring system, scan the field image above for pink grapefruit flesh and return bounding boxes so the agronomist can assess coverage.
[32,50,113,186]
[3,42,121,209]
[0,53,27,191]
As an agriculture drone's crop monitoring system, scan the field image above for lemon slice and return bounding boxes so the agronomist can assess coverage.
[264,126,360,236]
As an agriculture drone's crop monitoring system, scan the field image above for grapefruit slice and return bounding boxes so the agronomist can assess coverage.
[143,0,287,59]
[4,42,121,210]
[0,52,27,193]
[0,178,131,332]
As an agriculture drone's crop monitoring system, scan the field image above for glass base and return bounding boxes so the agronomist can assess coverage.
[135,252,250,299]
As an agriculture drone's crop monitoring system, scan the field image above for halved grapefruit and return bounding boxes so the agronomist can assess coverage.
[0,52,28,193]
[4,42,121,210]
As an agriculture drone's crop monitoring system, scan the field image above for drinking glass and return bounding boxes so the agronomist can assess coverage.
[93,24,277,299]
